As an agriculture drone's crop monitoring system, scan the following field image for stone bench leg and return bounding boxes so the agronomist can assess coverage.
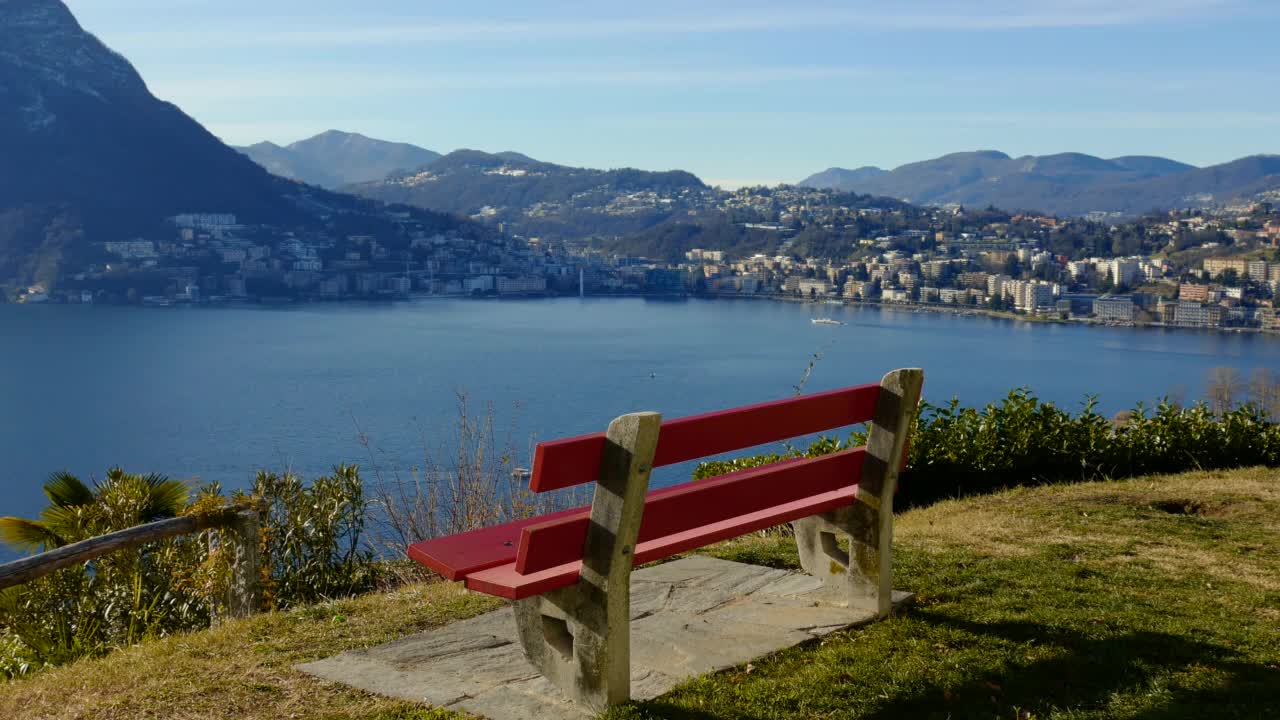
[792,368,923,617]
[513,411,661,711]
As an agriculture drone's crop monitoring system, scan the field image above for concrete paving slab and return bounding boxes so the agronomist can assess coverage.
[298,556,911,719]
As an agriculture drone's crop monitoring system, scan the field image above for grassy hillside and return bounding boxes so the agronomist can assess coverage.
[2,468,1277,719]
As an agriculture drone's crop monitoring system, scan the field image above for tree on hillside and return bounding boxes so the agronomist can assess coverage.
[1002,254,1022,278]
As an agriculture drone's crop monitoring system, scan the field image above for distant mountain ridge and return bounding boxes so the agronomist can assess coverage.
[797,150,1280,216]
[236,131,441,189]
[345,148,710,242]
[800,166,888,190]
[357,148,707,207]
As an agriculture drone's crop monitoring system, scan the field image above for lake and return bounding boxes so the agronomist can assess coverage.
[3,297,1279,527]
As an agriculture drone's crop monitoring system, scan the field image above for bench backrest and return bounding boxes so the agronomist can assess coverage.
[516,382,888,574]
[530,383,882,491]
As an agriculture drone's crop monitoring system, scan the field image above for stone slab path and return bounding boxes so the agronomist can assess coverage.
[299,555,910,719]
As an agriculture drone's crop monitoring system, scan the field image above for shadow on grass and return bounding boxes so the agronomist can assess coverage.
[617,612,1278,720]
[860,614,1280,720]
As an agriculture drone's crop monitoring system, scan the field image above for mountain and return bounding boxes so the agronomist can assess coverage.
[798,151,1279,216]
[0,0,481,289]
[0,0,299,283]
[1108,156,1197,176]
[347,149,711,242]
[0,1,303,218]
[799,166,887,190]
[236,130,441,188]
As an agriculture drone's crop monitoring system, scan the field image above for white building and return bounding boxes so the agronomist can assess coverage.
[1008,280,1056,312]
[1067,261,1093,281]
[497,276,548,294]
[1093,295,1135,322]
[1174,301,1221,328]
[988,274,1012,298]
[104,240,157,259]
[797,278,833,296]
[463,275,495,293]
[171,213,237,230]
[1247,260,1270,283]
[844,281,877,299]
[685,249,725,262]
[1109,258,1141,287]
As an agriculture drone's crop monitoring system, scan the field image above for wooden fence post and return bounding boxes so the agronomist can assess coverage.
[223,508,262,619]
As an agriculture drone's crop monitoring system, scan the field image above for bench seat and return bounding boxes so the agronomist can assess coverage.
[406,506,584,581]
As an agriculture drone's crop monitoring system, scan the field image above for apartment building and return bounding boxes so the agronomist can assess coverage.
[1179,283,1211,302]
[1093,295,1135,322]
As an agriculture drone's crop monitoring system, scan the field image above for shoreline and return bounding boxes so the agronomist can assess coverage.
[696,292,1280,337]
[10,289,1276,338]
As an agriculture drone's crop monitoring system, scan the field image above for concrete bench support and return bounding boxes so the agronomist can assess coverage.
[513,411,661,711]
[793,368,923,616]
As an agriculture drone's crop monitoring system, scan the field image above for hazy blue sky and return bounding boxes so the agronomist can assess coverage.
[65,0,1280,187]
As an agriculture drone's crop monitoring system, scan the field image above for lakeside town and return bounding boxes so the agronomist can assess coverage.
[8,185,1280,333]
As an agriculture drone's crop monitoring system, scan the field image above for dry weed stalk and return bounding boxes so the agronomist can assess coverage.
[357,393,586,581]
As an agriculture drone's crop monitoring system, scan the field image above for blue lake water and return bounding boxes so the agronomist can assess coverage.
[3,298,1279,530]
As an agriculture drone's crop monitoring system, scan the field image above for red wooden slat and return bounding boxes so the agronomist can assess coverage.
[631,484,855,566]
[406,506,585,580]
[464,484,859,600]
[652,386,879,468]
[529,434,606,493]
[517,449,863,574]
[529,383,881,492]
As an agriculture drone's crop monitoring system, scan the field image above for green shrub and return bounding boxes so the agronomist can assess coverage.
[246,465,380,609]
[695,389,1280,508]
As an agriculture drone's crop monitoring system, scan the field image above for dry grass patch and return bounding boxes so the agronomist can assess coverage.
[897,504,1090,558]
[898,468,1280,576]
[0,581,498,720]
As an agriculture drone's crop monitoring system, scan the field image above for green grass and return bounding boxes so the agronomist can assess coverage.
[3,468,1278,719]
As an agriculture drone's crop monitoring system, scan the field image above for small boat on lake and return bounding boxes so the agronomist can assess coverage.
[811,318,844,326]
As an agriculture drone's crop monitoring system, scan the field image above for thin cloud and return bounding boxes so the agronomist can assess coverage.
[103,0,1234,50]
[144,65,876,101]
[606,110,1280,131]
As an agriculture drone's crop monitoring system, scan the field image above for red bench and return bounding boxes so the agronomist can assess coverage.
[408,368,923,710]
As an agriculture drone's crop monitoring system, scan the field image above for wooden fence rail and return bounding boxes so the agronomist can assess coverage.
[0,507,261,617]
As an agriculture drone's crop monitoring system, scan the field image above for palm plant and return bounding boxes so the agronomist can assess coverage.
[0,469,189,552]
